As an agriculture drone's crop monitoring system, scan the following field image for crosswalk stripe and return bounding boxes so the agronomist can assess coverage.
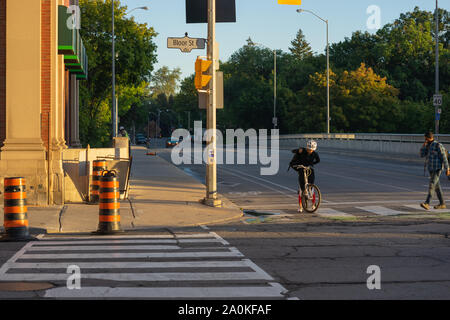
[356,206,407,216]
[1,271,272,282]
[27,245,181,251]
[40,233,218,240]
[19,249,243,259]
[32,239,223,245]
[317,208,353,217]
[0,232,288,299]
[43,283,285,299]
[3,260,251,269]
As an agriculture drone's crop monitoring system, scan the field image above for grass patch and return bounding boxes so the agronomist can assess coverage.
[436,212,450,219]
[325,216,359,221]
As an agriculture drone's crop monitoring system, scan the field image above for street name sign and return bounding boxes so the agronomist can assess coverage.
[167,36,206,53]
[433,94,443,107]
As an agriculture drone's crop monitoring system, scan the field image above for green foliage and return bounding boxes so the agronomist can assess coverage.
[167,6,448,135]
[78,0,157,147]
[289,29,313,60]
[150,66,182,98]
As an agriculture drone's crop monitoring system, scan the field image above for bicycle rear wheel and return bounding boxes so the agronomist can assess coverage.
[301,184,321,213]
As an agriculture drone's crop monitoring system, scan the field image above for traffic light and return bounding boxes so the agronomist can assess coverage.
[195,58,212,90]
[278,0,301,4]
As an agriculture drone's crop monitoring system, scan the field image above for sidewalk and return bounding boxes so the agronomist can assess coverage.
[0,146,243,235]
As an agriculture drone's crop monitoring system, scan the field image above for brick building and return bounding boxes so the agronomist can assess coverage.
[0,0,88,205]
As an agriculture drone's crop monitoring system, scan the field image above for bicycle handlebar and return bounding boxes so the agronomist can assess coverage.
[292,165,312,170]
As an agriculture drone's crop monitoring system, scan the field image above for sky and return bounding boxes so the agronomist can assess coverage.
[120,0,447,81]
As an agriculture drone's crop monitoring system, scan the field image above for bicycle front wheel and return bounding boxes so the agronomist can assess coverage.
[301,184,321,213]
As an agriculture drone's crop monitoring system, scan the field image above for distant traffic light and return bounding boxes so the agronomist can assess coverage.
[278,0,302,4]
[195,58,212,90]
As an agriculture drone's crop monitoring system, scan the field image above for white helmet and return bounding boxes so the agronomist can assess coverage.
[306,140,317,151]
[119,126,124,130]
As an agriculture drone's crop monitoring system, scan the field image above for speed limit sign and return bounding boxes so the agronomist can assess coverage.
[433,94,443,107]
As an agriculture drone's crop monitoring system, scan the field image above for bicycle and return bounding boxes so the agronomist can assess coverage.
[292,165,322,213]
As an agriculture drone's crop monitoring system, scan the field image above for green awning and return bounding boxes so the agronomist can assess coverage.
[58,5,88,80]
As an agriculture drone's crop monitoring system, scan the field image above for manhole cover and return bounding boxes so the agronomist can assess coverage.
[0,282,55,292]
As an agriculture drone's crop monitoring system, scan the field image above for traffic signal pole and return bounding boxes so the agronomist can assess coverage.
[204,0,222,207]
[435,0,439,135]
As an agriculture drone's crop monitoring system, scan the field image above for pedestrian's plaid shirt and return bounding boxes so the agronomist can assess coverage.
[420,141,450,172]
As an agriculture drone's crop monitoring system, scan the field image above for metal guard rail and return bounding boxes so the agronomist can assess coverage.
[279,134,450,144]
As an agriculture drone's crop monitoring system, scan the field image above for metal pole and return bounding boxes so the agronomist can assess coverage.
[274,50,277,129]
[112,0,116,138]
[435,0,439,135]
[204,0,221,207]
[326,20,330,135]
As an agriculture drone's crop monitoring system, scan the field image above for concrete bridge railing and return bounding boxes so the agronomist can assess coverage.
[279,134,450,156]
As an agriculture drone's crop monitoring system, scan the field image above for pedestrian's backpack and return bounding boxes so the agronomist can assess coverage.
[423,141,448,176]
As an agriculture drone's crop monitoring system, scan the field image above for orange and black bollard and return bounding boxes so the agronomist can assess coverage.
[94,170,123,234]
[91,160,107,203]
[1,177,35,241]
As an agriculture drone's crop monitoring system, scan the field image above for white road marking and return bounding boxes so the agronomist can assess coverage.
[323,171,416,192]
[209,231,230,245]
[0,232,290,300]
[356,206,409,216]
[1,271,273,282]
[19,248,243,260]
[224,167,330,203]
[317,208,353,217]
[4,260,250,269]
[44,283,285,299]
[39,233,218,241]
[27,245,181,251]
[0,239,36,276]
[32,239,222,245]
[221,167,296,199]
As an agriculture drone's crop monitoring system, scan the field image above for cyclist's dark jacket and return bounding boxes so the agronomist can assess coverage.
[290,148,320,170]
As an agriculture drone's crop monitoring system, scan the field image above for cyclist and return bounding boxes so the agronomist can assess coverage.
[290,140,320,212]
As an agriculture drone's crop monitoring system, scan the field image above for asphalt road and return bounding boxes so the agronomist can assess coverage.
[158,145,450,215]
[0,145,448,301]
[156,145,450,300]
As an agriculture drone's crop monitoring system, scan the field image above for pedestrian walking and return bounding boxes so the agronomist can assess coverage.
[420,131,450,210]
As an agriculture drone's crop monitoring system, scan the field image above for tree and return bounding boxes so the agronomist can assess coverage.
[150,66,182,98]
[287,63,402,133]
[289,29,313,60]
[78,0,157,147]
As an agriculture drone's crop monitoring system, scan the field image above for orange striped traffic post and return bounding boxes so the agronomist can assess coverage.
[1,177,35,241]
[91,160,107,203]
[94,171,123,234]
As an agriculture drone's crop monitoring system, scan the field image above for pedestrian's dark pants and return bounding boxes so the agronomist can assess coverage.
[426,170,445,205]
[298,168,315,193]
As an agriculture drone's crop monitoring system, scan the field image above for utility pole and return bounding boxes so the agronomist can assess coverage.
[326,19,330,135]
[435,0,440,135]
[273,50,277,129]
[204,0,221,207]
[112,0,117,138]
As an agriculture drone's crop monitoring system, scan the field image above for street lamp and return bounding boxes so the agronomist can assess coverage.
[297,8,330,134]
[435,0,440,134]
[112,4,149,138]
[247,37,277,130]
